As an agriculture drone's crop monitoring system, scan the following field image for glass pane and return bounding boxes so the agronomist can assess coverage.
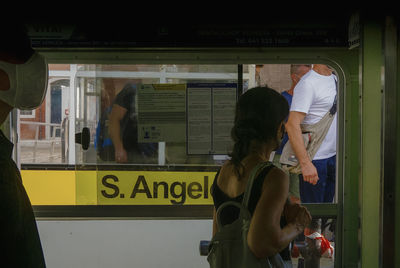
[73,64,240,167]
[19,66,71,164]
[20,63,338,209]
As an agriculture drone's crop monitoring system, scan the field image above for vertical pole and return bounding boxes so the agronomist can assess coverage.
[247,64,256,89]
[382,16,397,268]
[68,65,77,165]
[158,65,166,165]
[359,16,383,268]
[11,109,20,169]
[238,64,243,96]
[396,18,400,266]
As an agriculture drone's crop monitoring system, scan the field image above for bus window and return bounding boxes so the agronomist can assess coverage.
[19,63,339,210]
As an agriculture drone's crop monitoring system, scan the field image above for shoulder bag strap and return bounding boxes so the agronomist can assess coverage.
[329,75,338,115]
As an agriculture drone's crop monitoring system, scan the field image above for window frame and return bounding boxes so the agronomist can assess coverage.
[16,47,358,267]
[28,48,349,219]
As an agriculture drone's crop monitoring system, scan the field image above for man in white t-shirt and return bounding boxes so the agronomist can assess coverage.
[285,64,337,203]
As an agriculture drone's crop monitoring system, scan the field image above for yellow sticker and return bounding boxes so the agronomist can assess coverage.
[97,171,216,205]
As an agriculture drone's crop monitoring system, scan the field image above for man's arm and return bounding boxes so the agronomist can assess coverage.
[285,111,319,184]
[109,104,128,163]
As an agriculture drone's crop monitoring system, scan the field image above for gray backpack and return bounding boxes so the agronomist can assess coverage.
[207,162,287,268]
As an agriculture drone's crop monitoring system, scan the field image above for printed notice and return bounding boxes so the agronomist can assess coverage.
[187,86,212,154]
[187,83,237,155]
[137,84,186,142]
[212,87,237,154]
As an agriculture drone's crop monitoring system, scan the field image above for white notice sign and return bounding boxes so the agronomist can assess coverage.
[137,84,186,142]
[187,83,237,155]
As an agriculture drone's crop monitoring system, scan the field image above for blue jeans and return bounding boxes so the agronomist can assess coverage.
[299,155,336,203]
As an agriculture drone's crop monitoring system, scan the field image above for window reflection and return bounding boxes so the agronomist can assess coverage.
[92,65,240,166]
[17,63,339,209]
[18,64,318,168]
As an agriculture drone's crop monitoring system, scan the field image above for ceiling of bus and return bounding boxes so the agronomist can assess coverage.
[19,8,369,49]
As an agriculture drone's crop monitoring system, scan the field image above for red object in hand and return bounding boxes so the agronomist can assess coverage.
[291,244,300,258]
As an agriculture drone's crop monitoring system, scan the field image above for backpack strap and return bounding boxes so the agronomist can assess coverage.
[242,162,273,208]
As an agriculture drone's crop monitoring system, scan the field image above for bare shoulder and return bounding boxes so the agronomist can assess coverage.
[110,104,128,119]
[216,162,235,184]
[217,161,231,176]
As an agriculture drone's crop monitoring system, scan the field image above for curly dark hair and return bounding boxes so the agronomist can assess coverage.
[229,87,289,179]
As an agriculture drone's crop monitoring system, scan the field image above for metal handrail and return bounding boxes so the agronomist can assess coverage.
[19,121,63,163]
[20,121,61,127]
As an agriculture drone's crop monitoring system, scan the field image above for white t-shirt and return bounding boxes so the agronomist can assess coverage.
[290,69,337,160]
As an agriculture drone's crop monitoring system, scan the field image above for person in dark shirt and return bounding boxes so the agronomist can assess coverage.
[109,83,158,164]
[211,86,311,264]
[0,24,47,267]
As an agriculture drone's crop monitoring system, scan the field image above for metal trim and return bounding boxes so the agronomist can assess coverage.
[21,164,221,172]
[382,16,397,268]
[34,204,338,220]
[34,205,214,220]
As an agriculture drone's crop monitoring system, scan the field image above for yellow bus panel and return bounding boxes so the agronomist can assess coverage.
[21,170,76,205]
[21,170,216,206]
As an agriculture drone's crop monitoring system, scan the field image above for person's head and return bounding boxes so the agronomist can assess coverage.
[312,64,333,76]
[290,64,311,85]
[230,87,289,177]
[0,24,48,124]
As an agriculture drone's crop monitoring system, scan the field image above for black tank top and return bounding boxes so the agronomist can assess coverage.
[211,163,291,261]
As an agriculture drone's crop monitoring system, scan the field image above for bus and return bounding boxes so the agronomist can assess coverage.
[2,11,399,267]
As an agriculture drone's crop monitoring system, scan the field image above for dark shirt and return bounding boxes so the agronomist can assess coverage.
[113,83,157,157]
[211,163,290,260]
[113,84,140,152]
[276,91,293,155]
[0,130,46,267]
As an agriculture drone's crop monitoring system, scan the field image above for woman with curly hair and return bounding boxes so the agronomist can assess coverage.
[211,87,311,266]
